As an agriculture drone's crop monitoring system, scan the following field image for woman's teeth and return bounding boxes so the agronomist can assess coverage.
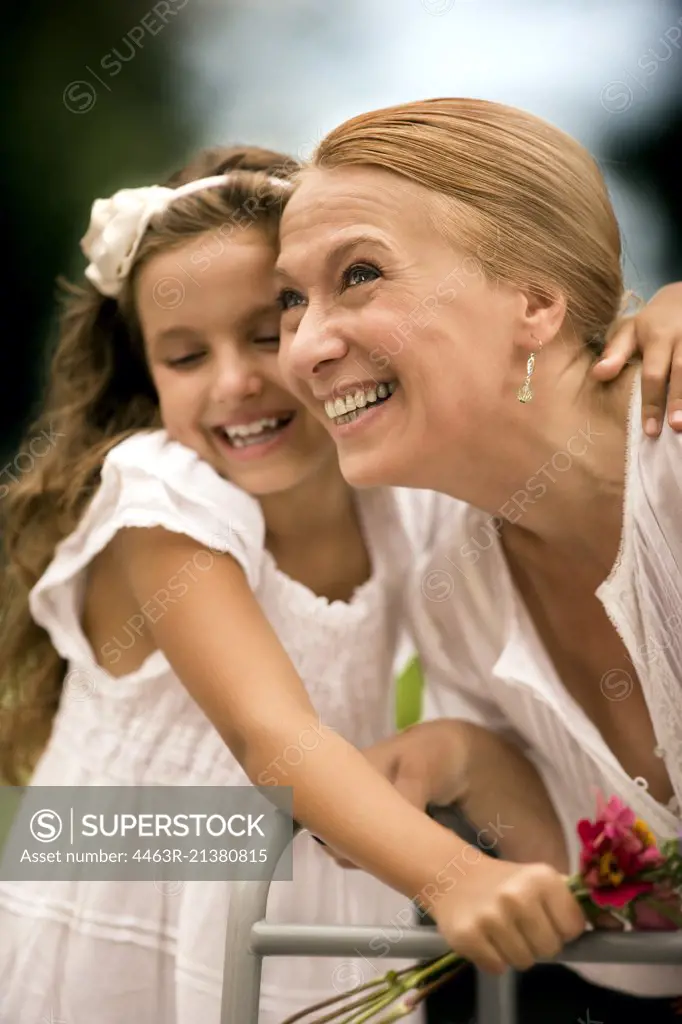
[325,381,397,424]
[222,415,293,448]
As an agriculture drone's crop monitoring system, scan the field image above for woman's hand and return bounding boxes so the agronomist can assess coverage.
[362,719,475,810]
[593,281,682,436]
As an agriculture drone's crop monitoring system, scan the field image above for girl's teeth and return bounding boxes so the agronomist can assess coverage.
[334,398,347,416]
[232,434,273,448]
[388,381,396,394]
[325,400,336,418]
[345,394,356,412]
[376,383,388,399]
[355,390,367,408]
[223,415,293,445]
[366,387,377,403]
[225,416,280,439]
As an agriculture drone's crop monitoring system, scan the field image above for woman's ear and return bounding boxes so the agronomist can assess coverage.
[516,287,567,352]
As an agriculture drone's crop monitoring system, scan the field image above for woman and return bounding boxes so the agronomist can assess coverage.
[276,98,682,1017]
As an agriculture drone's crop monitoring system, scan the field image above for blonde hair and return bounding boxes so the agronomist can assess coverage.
[0,145,298,785]
[312,98,624,354]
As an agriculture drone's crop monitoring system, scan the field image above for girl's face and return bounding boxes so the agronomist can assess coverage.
[276,166,526,491]
[135,226,338,497]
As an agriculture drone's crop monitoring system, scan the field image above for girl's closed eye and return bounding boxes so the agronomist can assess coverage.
[165,351,206,369]
[253,336,280,350]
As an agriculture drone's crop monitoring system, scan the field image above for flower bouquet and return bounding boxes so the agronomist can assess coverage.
[280,795,682,1023]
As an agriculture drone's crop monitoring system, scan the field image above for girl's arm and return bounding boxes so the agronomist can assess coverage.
[117,526,585,974]
[593,280,682,435]
[117,526,460,892]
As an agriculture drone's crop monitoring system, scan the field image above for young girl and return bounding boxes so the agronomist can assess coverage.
[0,141,672,1023]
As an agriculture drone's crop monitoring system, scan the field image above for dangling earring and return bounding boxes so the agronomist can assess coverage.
[517,338,542,403]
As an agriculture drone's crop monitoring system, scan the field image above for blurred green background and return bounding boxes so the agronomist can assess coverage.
[1,1,203,460]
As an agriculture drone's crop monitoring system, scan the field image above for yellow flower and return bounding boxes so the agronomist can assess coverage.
[633,818,656,847]
[598,851,624,886]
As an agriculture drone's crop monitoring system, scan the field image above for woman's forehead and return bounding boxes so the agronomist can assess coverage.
[287,165,425,221]
[279,167,434,267]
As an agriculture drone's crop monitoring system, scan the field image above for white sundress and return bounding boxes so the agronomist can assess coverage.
[0,430,427,1024]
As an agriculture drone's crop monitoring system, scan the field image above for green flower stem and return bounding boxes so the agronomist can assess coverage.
[367,997,418,1023]
[566,874,591,899]
[330,980,412,1024]
[279,968,417,1024]
[292,987,395,1024]
[404,952,462,988]
[338,969,427,1023]
[303,956,466,1024]
[302,990,393,1024]
[409,960,468,1003]
[337,990,405,1024]
[371,962,470,1022]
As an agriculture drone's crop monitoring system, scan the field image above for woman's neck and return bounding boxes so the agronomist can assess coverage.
[441,354,639,573]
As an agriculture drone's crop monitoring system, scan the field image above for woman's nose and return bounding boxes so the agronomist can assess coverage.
[280,313,349,384]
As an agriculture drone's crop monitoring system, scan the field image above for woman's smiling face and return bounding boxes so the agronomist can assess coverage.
[276,164,524,489]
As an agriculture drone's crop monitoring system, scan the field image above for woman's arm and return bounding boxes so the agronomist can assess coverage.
[117,525,585,973]
[593,281,682,435]
[362,719,570,873]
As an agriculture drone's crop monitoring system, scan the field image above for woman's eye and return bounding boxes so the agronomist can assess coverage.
[278,288,305,312]
[253,336,280,349]
[343,263,381,289]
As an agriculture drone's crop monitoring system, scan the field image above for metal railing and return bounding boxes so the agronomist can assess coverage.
[221,813,682,1023]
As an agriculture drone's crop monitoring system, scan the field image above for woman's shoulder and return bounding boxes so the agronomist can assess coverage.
[636,421,682,501]
[391,486,471,556]
[628,380,682,514]
[627,383,682,571]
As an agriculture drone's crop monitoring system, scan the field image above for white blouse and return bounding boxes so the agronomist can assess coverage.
[406,375,682,997]
[0,430,426,1024]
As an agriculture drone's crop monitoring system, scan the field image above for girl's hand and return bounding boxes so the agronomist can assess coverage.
[593,281,682,436]
[359,728,586,971]
[429,857,586,974]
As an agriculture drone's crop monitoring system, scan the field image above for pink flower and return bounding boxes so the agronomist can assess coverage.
[577,795,664,908]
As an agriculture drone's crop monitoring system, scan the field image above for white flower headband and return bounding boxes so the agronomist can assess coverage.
[80,173,292,298]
